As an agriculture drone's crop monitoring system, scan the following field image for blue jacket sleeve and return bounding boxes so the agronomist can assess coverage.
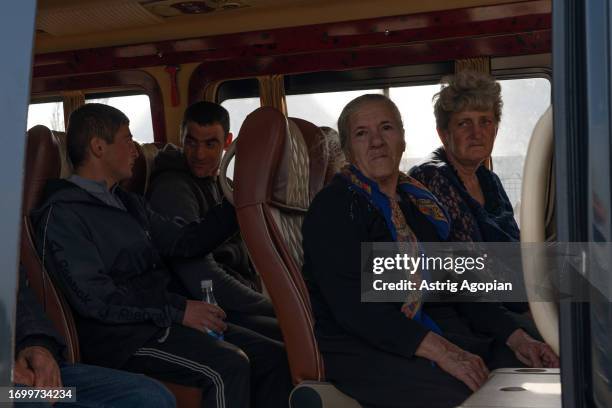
[143,196,239,259]
[36,204,185,326]
[15,266,66,362]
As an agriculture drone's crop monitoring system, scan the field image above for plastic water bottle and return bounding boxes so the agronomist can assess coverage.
[201,280,224,340]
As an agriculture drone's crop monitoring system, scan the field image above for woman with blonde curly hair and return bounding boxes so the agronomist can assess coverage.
[410,70,540,316]
[411,71,511,243]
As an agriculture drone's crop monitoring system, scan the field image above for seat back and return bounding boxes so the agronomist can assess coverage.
[120,142,160,195]
[319,127,346,184]
[120,142,147,194]
[21,125,80,362]
[50,130,73,178]
[233,107,328,383]
[290,118,329,203]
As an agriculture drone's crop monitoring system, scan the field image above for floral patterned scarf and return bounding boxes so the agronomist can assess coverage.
[340,165,449,333]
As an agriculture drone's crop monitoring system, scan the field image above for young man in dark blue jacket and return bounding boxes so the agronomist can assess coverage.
[31,103,291,408]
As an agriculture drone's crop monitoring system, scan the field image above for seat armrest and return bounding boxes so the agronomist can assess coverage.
[290,381,362,408]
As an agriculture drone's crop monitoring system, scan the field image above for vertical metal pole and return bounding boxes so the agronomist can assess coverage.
[0,0,37,395]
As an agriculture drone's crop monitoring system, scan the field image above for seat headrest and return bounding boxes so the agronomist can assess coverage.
[290,118,329,202]
[235,107,329,209]
[140,142,161,190]
[24,126,62,213]
[320,127,346,184]
[120,142,148,195]
[234,107,293,207]
[272,119,310,210]
[51,131,73,178]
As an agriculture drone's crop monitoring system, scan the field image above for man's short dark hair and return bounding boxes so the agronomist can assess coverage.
[181,101,230,141]
[67,103,129,168]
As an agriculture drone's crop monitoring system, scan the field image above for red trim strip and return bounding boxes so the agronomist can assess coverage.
[188,30,551,103]
[33,1,550,78]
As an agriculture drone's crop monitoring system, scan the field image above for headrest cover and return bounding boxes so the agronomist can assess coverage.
[119,142,147,195]
[322,128,346,184]
[24,126,61,213]
[271,120,310,210]
[290,118,329,202]
[234,107,290,207]
[51,131,73,178]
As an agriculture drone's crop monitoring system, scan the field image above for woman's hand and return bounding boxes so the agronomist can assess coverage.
[437,347,489,391]
[506,329,559,368]
[415,332,489,391]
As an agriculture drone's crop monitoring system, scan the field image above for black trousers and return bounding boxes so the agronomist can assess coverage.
[325,337,525,408]
[122,323,292,408]
[324,307,527,408]
[227,311,283,342]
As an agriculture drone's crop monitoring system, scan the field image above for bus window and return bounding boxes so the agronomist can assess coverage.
[221,97,261,137]
[493,78,551,223]
[218,78,261,137]
[389,84,441,172]
[217,78,261,178]
[219,96,260,179]
[86,94,154,143]
[27,100,64,131]
[286,89,384,129]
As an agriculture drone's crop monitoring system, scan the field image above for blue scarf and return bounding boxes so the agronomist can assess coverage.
[340,165,450,334]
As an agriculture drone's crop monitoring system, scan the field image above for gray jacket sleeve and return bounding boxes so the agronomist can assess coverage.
[144,195,239,259]
[171,257,275,316]
[15,266,66,361]
[37,204,185,327]
[148,176,273,315]
[148,174,201,223]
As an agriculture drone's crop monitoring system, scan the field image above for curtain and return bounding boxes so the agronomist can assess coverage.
[61,90,85,129]
[258,75,287,115]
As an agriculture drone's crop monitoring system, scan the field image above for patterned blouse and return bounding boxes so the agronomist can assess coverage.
[409,147,520,243]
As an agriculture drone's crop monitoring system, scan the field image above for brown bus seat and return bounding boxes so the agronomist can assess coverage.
[290,117,329,203]
[50,130,73,178]
[233,107,361,408]
[316,127,346,185]
[119,142,160,195]
[22,127,199,408]
[21,125,80,362]
[120,142,147,194]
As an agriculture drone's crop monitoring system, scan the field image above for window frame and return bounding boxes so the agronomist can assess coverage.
[216,78,260,104]
[282,57,551,99]
[30,70,166,143]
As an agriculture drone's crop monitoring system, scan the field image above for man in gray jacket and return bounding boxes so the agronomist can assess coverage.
[147,101,280,341]
[32,103,291,408]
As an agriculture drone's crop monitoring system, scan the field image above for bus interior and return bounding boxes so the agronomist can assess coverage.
[1,0,610,407]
